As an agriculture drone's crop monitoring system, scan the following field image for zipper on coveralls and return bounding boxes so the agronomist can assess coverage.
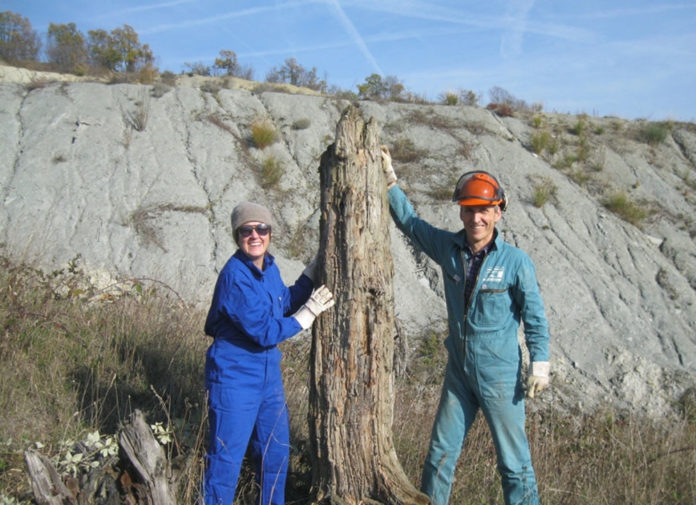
[460,248,491,351]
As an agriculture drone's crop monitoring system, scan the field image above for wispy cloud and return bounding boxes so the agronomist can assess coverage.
[240,40,352,59]
[238,21,462,62]
[577,2,696,20]
[92,0,198,23]
[327,0,382,74]
[138,0,324,35]
[118,0,197,15]
[500,0,536,58]
[342,0,593,43]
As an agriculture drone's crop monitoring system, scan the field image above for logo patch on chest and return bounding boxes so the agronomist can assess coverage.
[482,266,505,284]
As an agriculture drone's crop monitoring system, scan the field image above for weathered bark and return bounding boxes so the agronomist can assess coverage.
[309,105,429,505]
[24,450,77,505]
[118,410,176,505]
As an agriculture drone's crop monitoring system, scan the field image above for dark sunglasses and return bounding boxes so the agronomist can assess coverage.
[238,223,271,238]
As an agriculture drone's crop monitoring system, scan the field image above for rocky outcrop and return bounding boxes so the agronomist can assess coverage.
[1,70,694,418]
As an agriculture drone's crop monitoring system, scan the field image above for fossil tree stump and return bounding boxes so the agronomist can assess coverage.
[308,105,429,505]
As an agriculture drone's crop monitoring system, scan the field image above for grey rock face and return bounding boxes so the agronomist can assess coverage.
[1,77,694,418]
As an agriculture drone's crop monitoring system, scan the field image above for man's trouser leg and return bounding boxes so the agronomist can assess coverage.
[481,395,539,505]
[250,377,289,505]
[420,361,478,505]
[205,382,259,505]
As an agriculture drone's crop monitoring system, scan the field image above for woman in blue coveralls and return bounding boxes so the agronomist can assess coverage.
[203,202,335,505]
[381,147,551,505]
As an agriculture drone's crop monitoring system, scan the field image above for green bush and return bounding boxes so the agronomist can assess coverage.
[440,92,458,106]
[576,138,590,162]
[569,117,587,136]
[530,130,552,154]
[532,178,558,207]
[292,118,311,130]
[260,155,283,188]
[603,192,648,226]
[638,121,671,146]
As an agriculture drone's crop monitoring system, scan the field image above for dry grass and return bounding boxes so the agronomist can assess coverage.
[0,257,208,503]
[390,137,428,164]
[123,99,150,132]
[1,257,694,505]
[251,120,278,149]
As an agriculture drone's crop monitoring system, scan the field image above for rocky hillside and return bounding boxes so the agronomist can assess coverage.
[1,66,695,418]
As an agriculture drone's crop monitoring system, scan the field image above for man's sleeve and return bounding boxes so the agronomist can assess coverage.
[388,184,446,264]
[515,255,550,362]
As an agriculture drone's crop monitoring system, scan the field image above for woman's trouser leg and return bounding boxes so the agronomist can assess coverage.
[250,376,290,505]
[205,382,259,505]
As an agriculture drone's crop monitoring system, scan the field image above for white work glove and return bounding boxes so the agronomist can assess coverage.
[526,361,550,399]
[294,285,336,330]
[302,256,318,283]
[380,145,397,188]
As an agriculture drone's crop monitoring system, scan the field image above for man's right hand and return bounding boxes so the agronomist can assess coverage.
[526,361,550,399]
[380,145,397,188]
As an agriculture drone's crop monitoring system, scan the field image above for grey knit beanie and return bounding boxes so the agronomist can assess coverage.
[231,202,273,233]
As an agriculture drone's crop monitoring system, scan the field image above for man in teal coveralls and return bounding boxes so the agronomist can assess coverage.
[381,147,551,505]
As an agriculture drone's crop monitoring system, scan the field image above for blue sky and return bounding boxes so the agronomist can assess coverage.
[5,0,696,121]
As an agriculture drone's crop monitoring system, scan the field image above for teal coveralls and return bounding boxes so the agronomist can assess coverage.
[388,185,550,505]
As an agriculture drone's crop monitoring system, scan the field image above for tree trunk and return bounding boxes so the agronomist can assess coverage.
[308,105,429,505]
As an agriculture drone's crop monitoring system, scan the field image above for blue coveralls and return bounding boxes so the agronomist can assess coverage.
[388,185,550,505]
[204,250,313,505]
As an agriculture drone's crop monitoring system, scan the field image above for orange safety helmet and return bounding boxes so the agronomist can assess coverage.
[451,171,508,211]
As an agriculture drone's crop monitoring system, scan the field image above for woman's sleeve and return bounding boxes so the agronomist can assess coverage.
[217,270,303,347]
[286,273,313,315]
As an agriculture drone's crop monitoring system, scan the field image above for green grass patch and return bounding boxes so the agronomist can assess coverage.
[637,121,672,146]
[531,177,558,207]
[531,130,552,154]
[603,192,648,226]
[259,155,284,188]
[292,118,311,130]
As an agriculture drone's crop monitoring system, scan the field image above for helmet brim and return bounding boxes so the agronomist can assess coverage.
[457,197,503,207]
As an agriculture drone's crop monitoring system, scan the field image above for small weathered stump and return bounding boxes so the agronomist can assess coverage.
[24,410,175,505]
[24,450,77,505]
[118,410,176,505]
